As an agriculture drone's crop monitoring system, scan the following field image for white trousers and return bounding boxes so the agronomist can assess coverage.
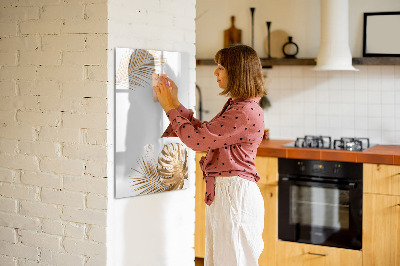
[205,176,265,266]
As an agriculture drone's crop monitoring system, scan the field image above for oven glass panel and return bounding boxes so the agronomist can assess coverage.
[290,185,350,243]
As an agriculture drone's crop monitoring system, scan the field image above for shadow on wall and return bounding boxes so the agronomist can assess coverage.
[124,51,162,180]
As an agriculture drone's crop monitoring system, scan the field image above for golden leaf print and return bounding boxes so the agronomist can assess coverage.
[130,155,171,196]
[158,143,188,191]
[116,49,166,91]
[130,143,188,195]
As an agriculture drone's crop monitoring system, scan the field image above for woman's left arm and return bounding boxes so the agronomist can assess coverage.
[161,103,203,138]
[164,107,249,152]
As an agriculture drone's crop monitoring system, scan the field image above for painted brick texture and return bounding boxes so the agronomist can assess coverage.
[0,0,108,265]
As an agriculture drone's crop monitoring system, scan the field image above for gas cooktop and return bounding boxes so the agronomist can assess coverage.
[282,135,375,151]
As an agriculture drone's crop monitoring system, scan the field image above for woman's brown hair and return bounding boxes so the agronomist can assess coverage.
[214,44,266,99]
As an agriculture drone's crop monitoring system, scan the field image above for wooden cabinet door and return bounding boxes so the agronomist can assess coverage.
[259,185,278,266]
[364,164,400,196]
[363,193,400,266]
[276,241,362,266]
[195,152,207,258]
[255,156,278,186]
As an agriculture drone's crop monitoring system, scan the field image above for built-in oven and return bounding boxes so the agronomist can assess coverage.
[278,158,363,250]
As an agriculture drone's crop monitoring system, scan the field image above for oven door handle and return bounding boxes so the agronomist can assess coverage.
[280,177,357,189]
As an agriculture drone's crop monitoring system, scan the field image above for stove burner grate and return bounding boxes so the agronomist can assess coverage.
[295,135,332,149]
[333,137,370,151]
[289,136,371,151]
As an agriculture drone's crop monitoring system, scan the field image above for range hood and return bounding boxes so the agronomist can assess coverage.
[314,0,358,71]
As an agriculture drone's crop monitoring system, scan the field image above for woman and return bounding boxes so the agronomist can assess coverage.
[153,44,266,266]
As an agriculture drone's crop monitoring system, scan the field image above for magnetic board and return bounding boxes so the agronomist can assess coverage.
[115,48,190,199]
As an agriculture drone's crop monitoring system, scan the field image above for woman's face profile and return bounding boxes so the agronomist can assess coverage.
[214,64,228,90]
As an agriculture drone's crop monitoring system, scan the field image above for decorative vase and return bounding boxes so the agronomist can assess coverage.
[282,36,299,58]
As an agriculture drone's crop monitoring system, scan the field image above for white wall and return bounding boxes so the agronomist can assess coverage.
[264,65,400,144]
[196,0,318,59]
[196,0,400,145]
[197,64,400,145]
[0,1,108,265]
[196,0,400,58]
[107,1,197,266]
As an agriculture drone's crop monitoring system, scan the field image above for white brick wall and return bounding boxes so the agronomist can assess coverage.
[1,0,198,264]
[0,0,108,265]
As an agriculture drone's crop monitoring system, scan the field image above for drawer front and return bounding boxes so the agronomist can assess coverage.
[364,164,400,196]
[277,241,362,266]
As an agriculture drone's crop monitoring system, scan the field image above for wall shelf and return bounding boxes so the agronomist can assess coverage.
[196,57,400,67]
[352,57,400,65]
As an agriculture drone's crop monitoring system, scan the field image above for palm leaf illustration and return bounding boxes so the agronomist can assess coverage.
[158,143,188,191]
[116,49,166,91]
[130,156,171,196]
[130,143,188,195]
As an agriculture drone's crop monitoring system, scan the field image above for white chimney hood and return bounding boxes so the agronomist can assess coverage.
[314,0,358,71]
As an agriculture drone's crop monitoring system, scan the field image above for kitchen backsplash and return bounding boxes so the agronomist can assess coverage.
[196,65,400,145]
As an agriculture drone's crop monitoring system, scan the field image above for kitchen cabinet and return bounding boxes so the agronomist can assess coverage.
[256,156,278,266]
[194,154,279,266]
[259,184,278,266]
[363,193,400,266]
[363,163,400,196]
[255,156,278,186]
[195,152,207,258]
[363,163,400,266]
[276,241,362,266]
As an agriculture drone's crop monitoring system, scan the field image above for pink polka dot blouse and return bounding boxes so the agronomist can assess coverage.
[161,97,265,205]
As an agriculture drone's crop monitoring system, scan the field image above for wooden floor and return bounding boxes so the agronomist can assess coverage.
[195,257,204,266]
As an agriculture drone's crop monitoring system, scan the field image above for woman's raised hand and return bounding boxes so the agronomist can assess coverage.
[159,74,179,108]
[153,76,175,113]
[165,76,180,108]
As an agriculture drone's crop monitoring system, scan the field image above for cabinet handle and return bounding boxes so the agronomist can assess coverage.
[307,252,328,256]
[397,204,400,207]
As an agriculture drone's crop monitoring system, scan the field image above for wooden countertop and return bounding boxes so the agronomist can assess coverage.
[257,139,400,165]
